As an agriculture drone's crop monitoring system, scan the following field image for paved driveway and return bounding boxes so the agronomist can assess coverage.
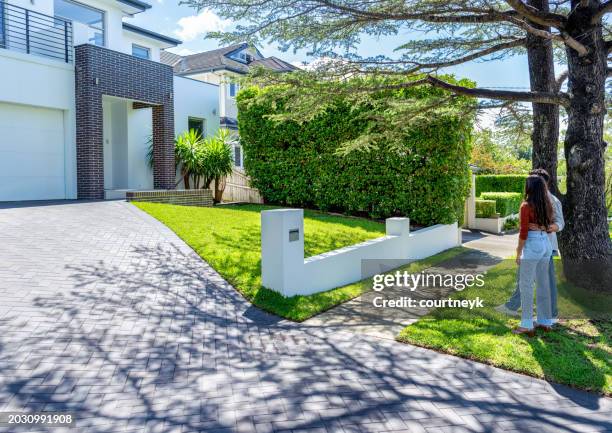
[0,201,610,433]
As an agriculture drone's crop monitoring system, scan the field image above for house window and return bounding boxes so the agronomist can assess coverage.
[188,117,205,136]
[132,44,150,60]
[54,0,105,46]
[0,5,5,49]
[229,83,238,97]
[234,145,242,168]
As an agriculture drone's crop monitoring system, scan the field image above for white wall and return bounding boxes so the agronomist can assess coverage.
[185,71,239,120]
[121,31,165,62]
[0,49,76,198]
[174,76,220,137]
[127,104,153,189]
[261,209,461,297]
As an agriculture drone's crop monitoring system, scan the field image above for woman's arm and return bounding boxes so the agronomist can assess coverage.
[517,203,529,264]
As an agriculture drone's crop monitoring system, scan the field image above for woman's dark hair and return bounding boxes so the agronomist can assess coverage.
[525,175,553,227]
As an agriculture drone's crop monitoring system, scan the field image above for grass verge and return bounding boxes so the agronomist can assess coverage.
[134,202,462,321]
[397,259,611,395]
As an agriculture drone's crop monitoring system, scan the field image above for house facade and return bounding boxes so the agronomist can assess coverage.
[161,43,296,170]
[0,0,219,201]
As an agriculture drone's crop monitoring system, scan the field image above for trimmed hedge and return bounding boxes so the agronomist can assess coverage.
[475,199,497,218]
[475,174,527,196]
[237,86,474,225]
[480,192,522,217]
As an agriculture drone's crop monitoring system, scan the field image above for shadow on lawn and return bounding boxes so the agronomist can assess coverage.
[0,241,610,433]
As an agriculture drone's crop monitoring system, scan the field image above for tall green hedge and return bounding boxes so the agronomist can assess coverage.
[480,192,522,217]
[475,174,527,196]
[475,199,497,218]
[237,86,474,225]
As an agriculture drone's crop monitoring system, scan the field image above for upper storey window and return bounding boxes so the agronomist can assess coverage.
[54,0,105,46]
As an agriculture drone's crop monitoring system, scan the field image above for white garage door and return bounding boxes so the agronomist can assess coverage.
[0,103,66,201]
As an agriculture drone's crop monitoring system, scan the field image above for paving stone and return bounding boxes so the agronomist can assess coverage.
[0,200,609,433]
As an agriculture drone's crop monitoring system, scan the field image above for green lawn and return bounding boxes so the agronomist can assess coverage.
[397,259,611,395]
[134,202,464,321]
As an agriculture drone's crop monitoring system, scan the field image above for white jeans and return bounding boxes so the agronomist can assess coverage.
[519,231,553,329]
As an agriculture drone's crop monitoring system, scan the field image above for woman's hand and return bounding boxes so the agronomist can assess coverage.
[528,223,547,231]
[515,255,521,266]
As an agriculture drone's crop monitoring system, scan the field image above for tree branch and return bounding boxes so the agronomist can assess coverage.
[343,38,527,74]
[555,70,569,91]
[592,0,612,23]
[504,0,566,27]
[425,76,570,107]
[505,15,589,56]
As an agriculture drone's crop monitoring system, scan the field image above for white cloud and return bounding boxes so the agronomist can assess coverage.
[174,10,231,42]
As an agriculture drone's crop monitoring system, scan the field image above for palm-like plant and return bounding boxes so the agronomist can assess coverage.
[203,129,235,202]
[147,128,234,195]
[175,129,204,189]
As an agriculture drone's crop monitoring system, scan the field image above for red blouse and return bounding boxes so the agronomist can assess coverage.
[519,202,536,240]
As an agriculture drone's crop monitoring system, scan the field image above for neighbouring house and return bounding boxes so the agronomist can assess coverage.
[0,0,220,201]
[161,43,297,171]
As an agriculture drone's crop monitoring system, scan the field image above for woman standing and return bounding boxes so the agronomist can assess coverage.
[513,175,554,336]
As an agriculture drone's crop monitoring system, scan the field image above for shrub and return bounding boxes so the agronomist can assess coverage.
[237,86,473,225]
[480,192,522,217]
[475,174,527,196]
[475,199,497,218]
[503,216,519,231]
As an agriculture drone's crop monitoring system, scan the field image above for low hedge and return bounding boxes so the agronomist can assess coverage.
[475,174,527,196]
[480,192,522,217]
[237,84,474,225]
[475,199,497,218]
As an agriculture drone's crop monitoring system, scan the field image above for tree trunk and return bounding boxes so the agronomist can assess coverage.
[526,0,560,194]
[559,1,612,291]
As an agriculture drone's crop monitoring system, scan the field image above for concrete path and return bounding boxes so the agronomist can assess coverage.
[461,229,518,259]
[0,201,609,433]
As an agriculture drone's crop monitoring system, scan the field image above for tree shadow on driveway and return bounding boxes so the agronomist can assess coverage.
[0,242,609,433]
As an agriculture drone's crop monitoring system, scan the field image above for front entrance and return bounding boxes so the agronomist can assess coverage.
[75,44,175,199]
[102,96,154,197]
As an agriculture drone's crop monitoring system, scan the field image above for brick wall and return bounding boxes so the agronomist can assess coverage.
[75,44,175,199]
[126,190,214,207]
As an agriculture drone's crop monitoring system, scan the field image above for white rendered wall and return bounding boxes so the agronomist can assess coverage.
[0,49,76,198]
[261,209,461,297]
[126,104,153,190]
[121,31,165,62]
[173,76,220,136]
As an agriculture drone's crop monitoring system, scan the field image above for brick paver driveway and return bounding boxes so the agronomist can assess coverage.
[0,201,610,433]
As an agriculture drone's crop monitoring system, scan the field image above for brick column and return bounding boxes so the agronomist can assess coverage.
[152,103,175,189]
[75,44,176,199]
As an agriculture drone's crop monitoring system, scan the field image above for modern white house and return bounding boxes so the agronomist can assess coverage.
[0,0,220,201]
[161,43,296,170]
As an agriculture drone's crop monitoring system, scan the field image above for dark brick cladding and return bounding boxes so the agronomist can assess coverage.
[75,44,175,199]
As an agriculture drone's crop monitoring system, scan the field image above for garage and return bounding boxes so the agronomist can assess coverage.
[0,102,66,201]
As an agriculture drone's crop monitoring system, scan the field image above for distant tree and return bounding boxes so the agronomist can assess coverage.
[471,129,531,174]
[188,0,612,290]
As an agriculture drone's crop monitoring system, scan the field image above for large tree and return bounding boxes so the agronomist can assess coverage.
[189,0,612,290]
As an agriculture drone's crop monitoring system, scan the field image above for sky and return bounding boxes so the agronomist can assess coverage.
[126,3,532,92]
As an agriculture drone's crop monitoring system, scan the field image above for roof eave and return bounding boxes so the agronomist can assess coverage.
[123,23,182,47]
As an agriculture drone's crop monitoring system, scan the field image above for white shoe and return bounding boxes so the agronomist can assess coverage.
[495,304,520,317]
